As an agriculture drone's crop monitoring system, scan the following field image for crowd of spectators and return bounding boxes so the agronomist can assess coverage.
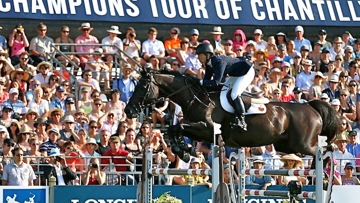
[0,21,360,188]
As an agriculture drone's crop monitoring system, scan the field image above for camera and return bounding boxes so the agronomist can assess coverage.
[16,29,22,33]
[91,163,98,168]
[55,156,63,162]
[71,148,77,152]
[129,33,135,38]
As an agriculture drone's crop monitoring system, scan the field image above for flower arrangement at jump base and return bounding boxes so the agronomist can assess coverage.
[152,192,182,203]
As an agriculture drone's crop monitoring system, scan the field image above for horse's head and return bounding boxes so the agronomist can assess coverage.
[125,72,160,119]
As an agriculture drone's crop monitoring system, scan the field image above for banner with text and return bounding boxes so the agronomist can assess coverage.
[0,0,359,26]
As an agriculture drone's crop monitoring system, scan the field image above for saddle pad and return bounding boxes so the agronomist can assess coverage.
[220,81,268,115]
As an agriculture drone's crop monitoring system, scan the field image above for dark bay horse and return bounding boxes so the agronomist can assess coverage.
[125,71,340,156]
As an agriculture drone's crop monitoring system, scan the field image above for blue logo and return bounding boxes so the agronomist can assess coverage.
[3,188,46,203]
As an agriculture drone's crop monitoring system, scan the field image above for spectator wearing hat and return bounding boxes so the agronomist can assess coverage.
[254,49,270,71]
[275,32,287,47]
[279,81,295,102]
[280,62,292,78]
[257,62,269,85]
[317,29,332,49]
[295,59,315,94]
[0,105,13,126]
[316,48,331,74]
[309,71,327,100]
[142,27,165,65]
[346,130,360,157]
[77,69,101,93]
[294,25,312,52]
[223,39,236,58]
[331,99,342,116]
[47,108,64,129]
[0,50,15,77]
[278,154,308,185]
[54,25,80,74]
[10,69,31,93]
[333,132,355,173]
[253,29,267,50]
[33,61,53,85]
[40,148,77,186]
[49,85,66,111]
[164,27,181,58]
[75,22,99,69]
[245,156,275,189]
[290,87,307,103]
[6,120,19,143]
[189,28,200,48]
[1,88,26,116]
[16,124,34,152]
[9,24,30,65]
[102,25,123,74]
[342,162,360,185]
[27,87,49,118]
[101,136,135,184]
[271,56,283,69]
[271,88,282,102]
[299,45,310,61]
[329,37,345,61]
[84,137,101,165]
[232,29,246,52]
[112,64,137,104]
[177,37,192,65]
[84,47,110,90]
[24,108,39,130]
[322,74,340,101]
[2,147,36,186]
[14,52,36,76]
[34,118,49,142]
[209,26,225,51]
[0,125,9,144]
[29,22,54,66]
[58,115,78,146]
[245,40,256,55]
[40,128,60,155]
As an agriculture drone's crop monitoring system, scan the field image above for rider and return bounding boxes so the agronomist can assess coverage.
[196,42,254,131]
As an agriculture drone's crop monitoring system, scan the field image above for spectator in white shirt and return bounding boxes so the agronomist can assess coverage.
[333,132,355,174]
[101,25,123,76]
[253,29,267,50]
[295,59,315,93]
[329,37,345,61]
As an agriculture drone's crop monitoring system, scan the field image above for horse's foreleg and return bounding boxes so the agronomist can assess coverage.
[181,121,214,143]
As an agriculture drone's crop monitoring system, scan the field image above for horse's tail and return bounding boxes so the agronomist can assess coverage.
[308,100,341,144]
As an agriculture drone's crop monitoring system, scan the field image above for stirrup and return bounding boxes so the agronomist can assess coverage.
[231,117,247,131]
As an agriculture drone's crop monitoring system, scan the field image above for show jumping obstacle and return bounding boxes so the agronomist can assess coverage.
[232,136,334,203]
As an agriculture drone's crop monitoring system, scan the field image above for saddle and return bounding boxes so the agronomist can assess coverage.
[222,89,269,115]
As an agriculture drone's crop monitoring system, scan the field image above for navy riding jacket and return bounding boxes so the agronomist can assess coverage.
[203,55,252,89]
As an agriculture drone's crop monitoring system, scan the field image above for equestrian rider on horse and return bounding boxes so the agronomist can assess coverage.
[195,43,254,131]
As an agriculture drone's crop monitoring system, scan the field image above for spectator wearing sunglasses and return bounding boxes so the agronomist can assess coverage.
[13,51,36,75]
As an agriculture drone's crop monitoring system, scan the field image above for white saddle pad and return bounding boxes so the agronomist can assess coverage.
[220,78,269,115]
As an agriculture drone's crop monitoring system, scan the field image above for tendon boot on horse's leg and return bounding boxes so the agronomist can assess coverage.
[231,96,247,131]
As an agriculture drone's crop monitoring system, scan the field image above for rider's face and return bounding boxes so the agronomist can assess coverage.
[198,54,207,63]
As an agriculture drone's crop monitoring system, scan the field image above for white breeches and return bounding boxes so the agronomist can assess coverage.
[230,68,255,100]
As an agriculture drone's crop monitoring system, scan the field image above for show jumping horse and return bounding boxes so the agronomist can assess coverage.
[125,71,341,157]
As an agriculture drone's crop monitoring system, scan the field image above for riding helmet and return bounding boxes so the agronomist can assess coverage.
[196,43,214,55]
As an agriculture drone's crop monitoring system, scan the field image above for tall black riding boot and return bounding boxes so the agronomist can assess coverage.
[231,97,247,131]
